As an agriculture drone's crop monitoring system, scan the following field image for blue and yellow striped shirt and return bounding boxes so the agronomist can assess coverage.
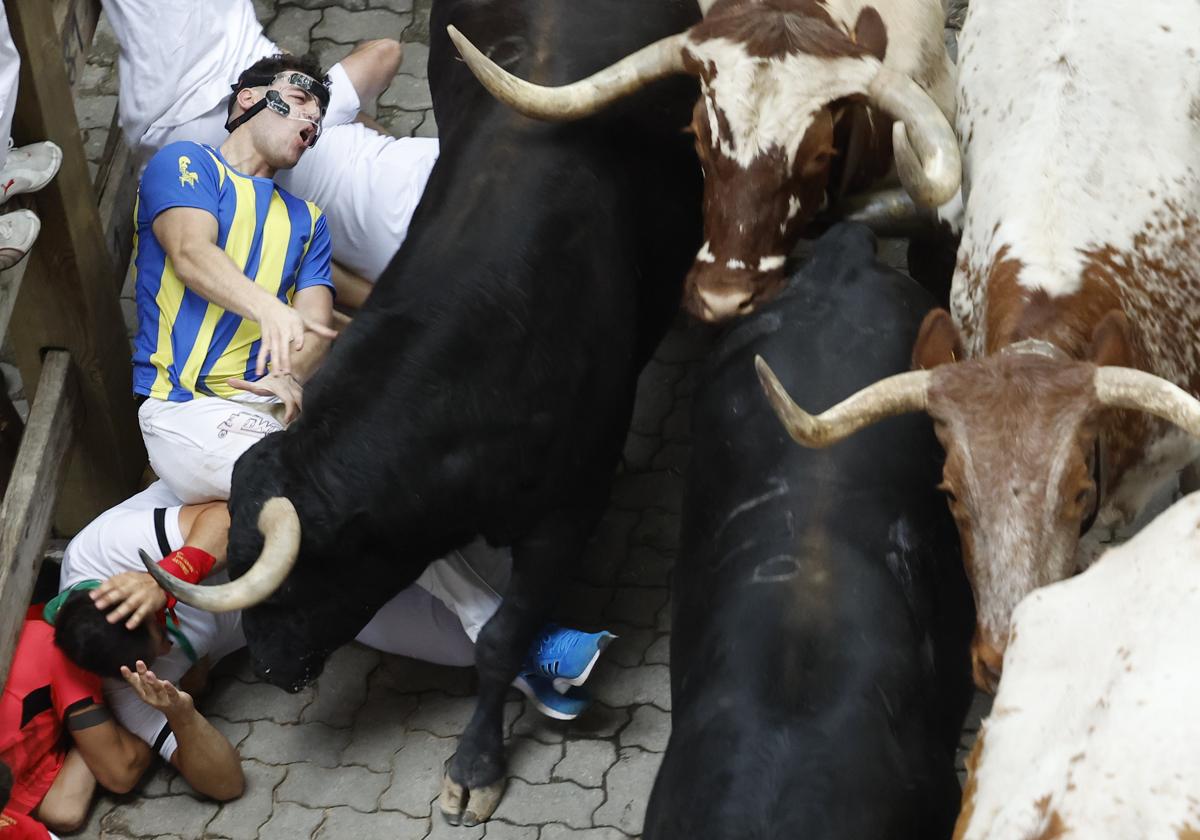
[131,141,334,401]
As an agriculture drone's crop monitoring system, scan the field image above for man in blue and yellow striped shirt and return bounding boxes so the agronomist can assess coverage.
[132,53,339,504]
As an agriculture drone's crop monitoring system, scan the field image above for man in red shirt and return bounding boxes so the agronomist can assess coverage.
[0,608,148,833]
[0,760,53,839]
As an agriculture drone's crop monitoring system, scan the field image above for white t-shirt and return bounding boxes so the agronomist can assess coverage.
[59,481,244,761]
[276,130,439,281]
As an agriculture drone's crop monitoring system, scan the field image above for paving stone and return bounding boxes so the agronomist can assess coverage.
[484,822,539,840]
[345,688,420,770]
[622,430,660,472]
[491,779,603,829]
[79,796,116,837]
[603,625,656,668]
[375,655,476,696]
[632,509,680,554]
[590,663,671,711]
[610,471,683,514]
[252,0,276,22]
[303,643,381,727]
[100,793,217,838]
[407,692,480,737]
[204,761,286,840]
[651,442,690,474]
[506,737,564,784]
[414,107,438,137]
[644,634,670,666]
[277,762,390,811]
[397,41,430,77]
[75,94,117,130]
[603,586,669,628]
[256,802,325,839]
[201,677,313,723]
[380,73,433,111]
[378,107,428,137]
[570,703,630,739]
[401,0,432,44]
[593,748,663,835]
[509,706,566,744]
[311,39,355,76]
[656,599,671,632]
[630,360,683,435]
[239,720,351,768]
[139,763,174,797]
[380,731,458,816]
[79,60,118,95]
[552,740,616,788]
[315,6,407,41]
[618,547,673,588]
[267,6,321,55]
[290,0,368,9]
[620,705,671,753]
[427,814,485,840]
[541,826,632,840]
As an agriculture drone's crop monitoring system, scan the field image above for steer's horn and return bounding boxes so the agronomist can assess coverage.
[446,26,692,121]
[866,67,961,208]
[140,497,300,613]
[756,356,932,447]
[1093,367,1200,438]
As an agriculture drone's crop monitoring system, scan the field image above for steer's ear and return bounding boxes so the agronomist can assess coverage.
[912,309,963,370]
[1089,309,1131,368]
[852,7,888,61]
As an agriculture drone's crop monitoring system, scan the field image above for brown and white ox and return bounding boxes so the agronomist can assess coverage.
[446,0,961,321]
[754,0,1200,690]
[954,492,1200,840]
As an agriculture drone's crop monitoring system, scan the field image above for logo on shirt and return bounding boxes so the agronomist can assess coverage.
[178,156,199,188]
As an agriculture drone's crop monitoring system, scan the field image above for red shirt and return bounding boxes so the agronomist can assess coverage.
[0,808,52,839]
[0,611,103,814]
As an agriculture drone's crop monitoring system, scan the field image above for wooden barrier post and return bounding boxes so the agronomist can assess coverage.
[0,351,80,688]
[4,0,144,534]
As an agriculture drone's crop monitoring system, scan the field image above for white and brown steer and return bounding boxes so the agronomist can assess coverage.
[954,492,1200,840]
[755,0,1200,691]
[446,0,960,322]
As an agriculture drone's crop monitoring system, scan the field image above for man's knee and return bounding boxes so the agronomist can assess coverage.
[36,792,91,833]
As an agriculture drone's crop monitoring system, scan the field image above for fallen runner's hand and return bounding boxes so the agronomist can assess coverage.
[92,572,168,630]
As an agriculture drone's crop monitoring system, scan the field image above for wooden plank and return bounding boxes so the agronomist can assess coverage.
[6,0,145,534]
[95,109,138,279]
[0,351,80,690]
[52,0,102,89]
[0,376,21,499]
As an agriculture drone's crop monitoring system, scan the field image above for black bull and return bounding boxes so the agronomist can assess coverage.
[645,224,974,839]
[224,0,702,823]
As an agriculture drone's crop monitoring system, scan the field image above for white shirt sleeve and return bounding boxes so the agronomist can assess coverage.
[323,62,361,128]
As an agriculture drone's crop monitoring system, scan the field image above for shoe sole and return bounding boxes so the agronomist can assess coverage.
[552,633,616,691]
[511,678,581,721]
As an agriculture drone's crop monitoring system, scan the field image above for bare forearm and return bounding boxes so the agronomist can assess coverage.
[172,240,280,323]
[168,709,244,801]
[332,261,373,309]
[287,334,330,383]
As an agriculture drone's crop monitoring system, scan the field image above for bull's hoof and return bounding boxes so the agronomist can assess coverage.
[439,755,506,826]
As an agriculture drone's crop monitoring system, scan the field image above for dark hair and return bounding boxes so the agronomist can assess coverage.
[226,53,329,118]
[53,591,156,678]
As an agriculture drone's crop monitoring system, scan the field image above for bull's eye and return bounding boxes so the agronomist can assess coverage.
[937,481,959,506]
[1075,486,1093,508]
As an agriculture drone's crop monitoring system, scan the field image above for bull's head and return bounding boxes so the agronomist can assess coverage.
[754,309,1200,692]
[446,0,959,322]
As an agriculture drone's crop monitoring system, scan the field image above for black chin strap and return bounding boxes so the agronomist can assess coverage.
[225,96,270,134]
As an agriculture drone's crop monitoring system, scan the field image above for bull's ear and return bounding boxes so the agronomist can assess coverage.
[1089,308,1131,368]
[852,7,888,61]
[912,308,963,369]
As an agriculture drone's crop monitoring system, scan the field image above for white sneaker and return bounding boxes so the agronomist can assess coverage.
[0,210,41,270]
[0,141,63,206]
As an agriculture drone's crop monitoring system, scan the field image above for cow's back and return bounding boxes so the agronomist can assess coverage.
[957,492,1200,840]
[644,223,974,840]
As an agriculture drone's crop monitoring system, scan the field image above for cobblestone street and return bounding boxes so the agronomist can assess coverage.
[60,1,993,838]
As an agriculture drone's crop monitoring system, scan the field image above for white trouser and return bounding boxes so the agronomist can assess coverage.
[138,394,507,650]
[0,5,20,172]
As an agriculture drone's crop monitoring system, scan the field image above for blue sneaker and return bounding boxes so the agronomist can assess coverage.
[512,673,592,721]
[524,624,617,688]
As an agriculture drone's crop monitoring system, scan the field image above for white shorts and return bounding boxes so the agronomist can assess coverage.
[137,394,284,503]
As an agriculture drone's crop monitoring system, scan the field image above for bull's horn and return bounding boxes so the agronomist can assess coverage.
[755,355,932,447]
[1093,367,1200,438]
[866,67,961,208]
[446,25,692,121]
[140,497,300,613]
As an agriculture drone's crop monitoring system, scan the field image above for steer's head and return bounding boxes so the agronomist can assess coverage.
[754,308,1200,692]
[445,0,960,322]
